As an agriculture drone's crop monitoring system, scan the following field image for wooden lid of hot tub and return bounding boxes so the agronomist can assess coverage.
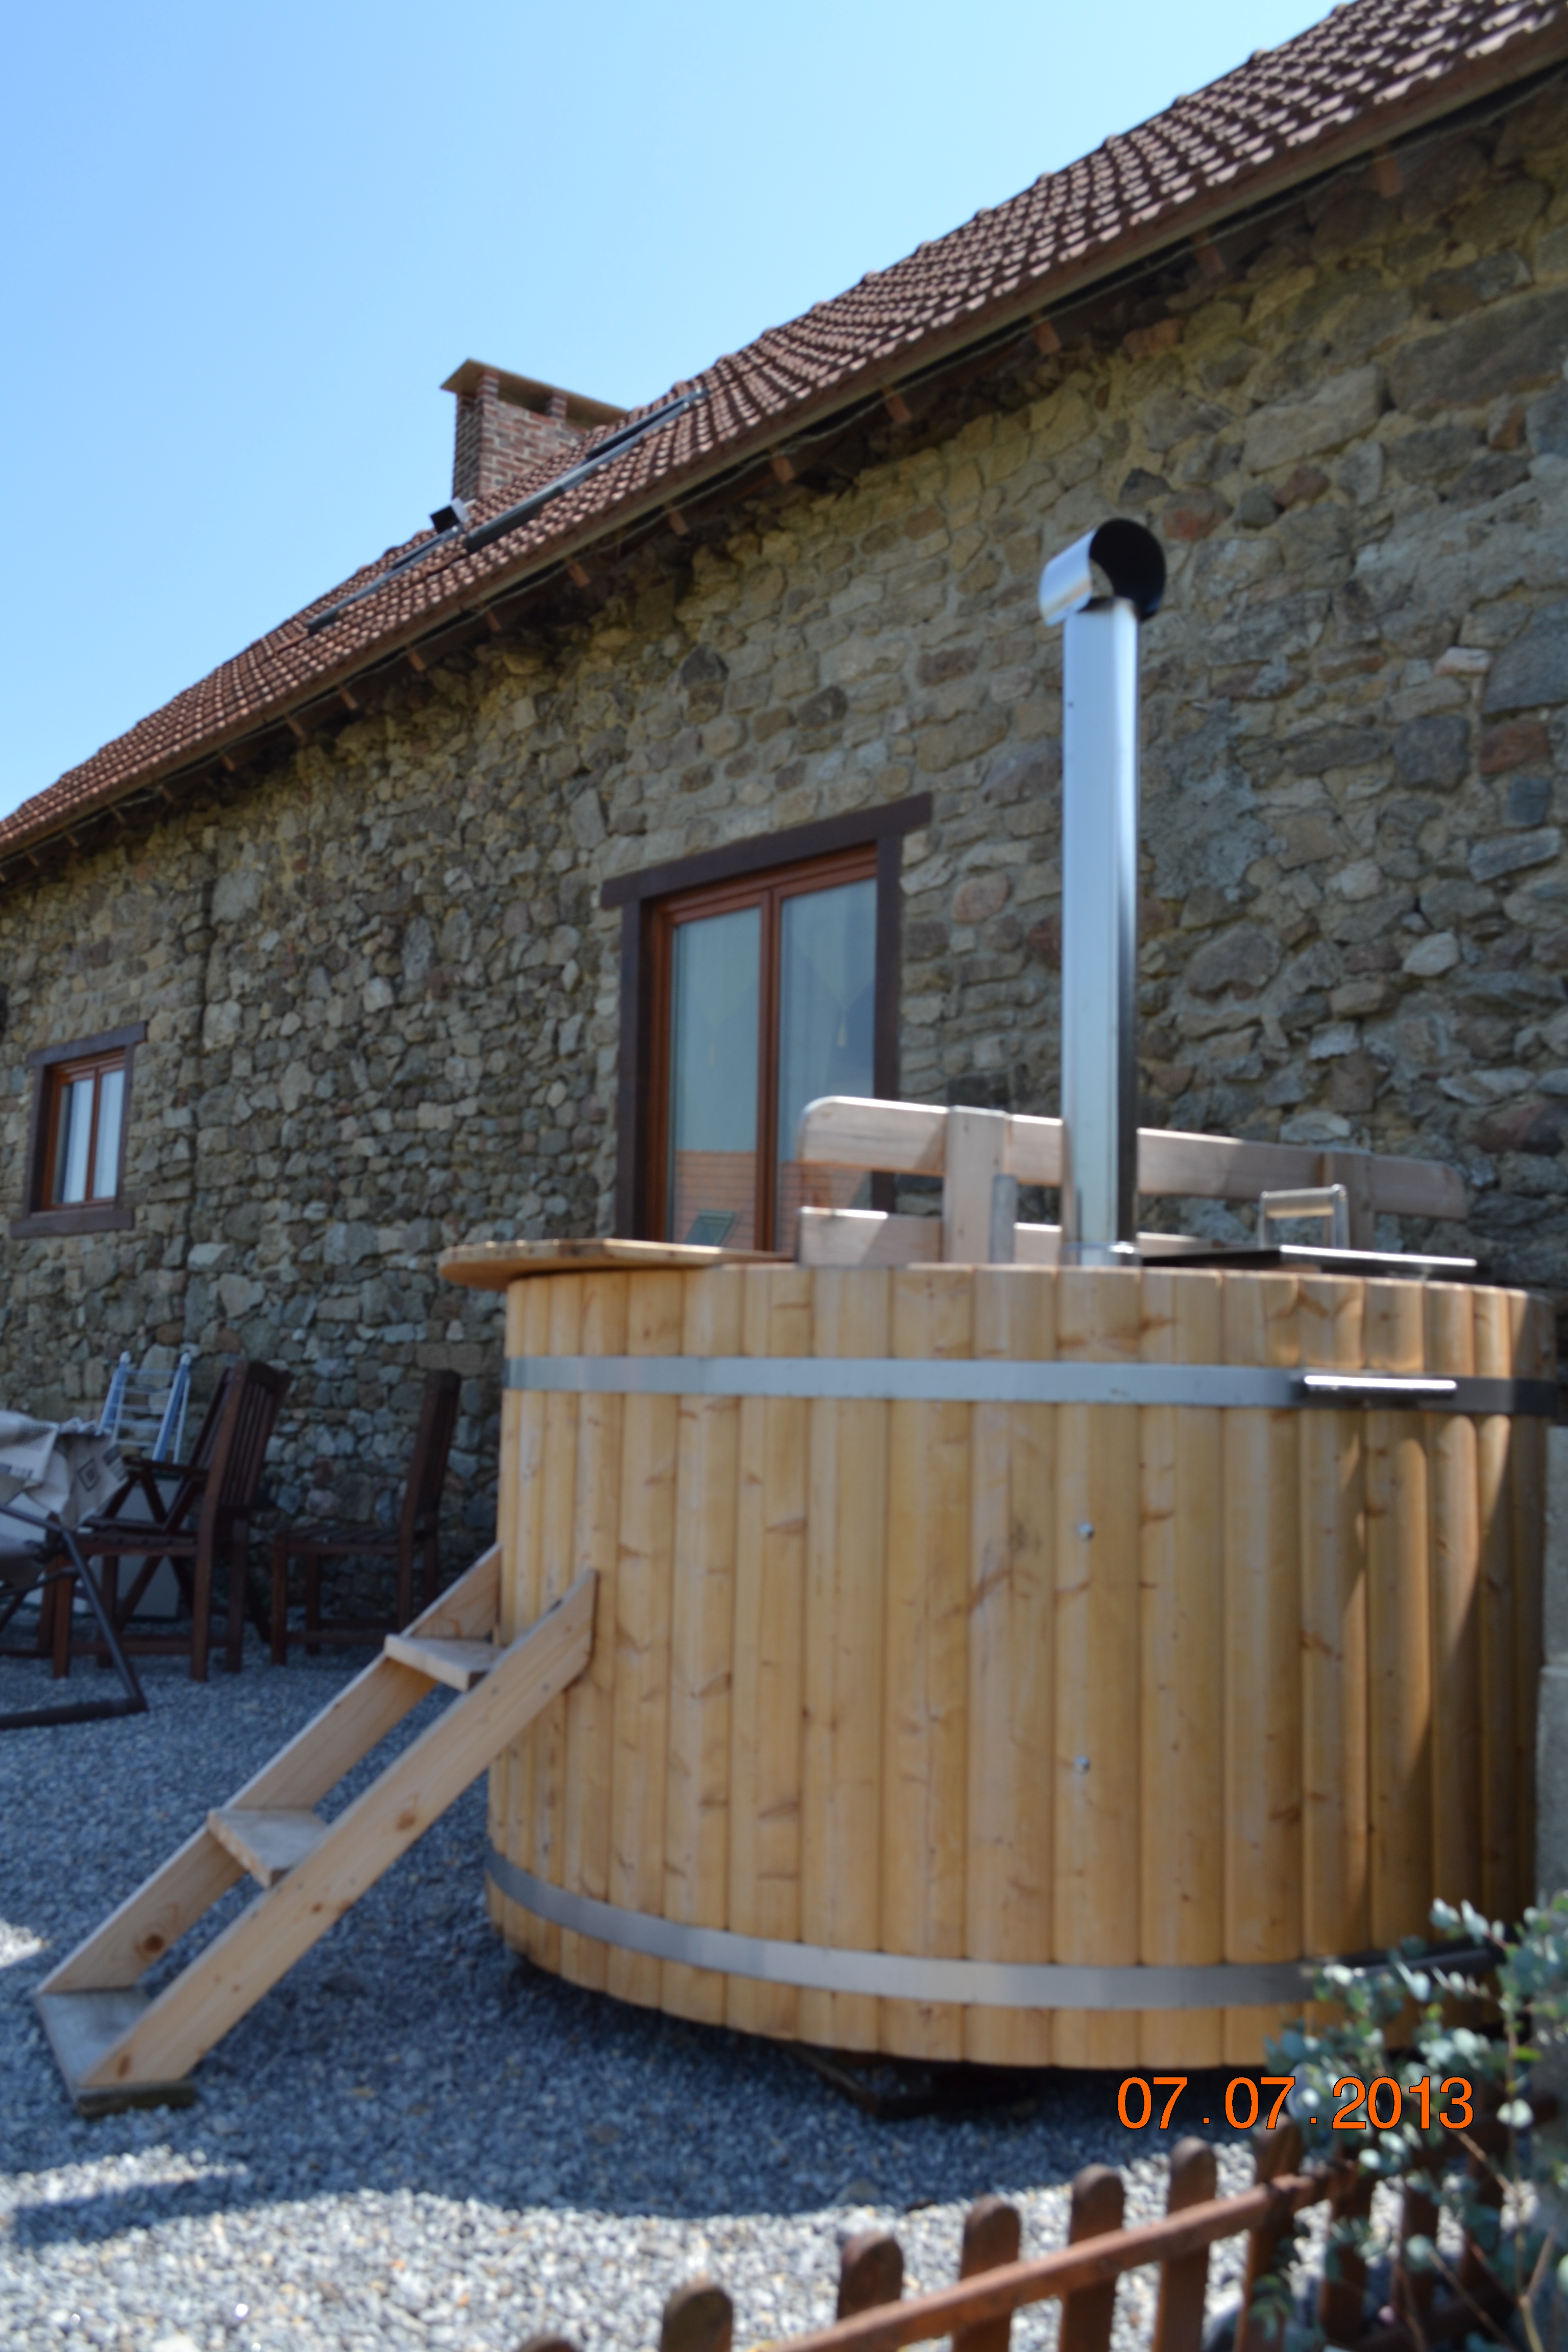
[439,1237,780,1291]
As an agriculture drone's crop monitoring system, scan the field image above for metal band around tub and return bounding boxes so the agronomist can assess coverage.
[486,1848,1315,2010]
[504,1357,1556,1416]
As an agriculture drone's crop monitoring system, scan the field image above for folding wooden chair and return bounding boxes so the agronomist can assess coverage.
[99,1349,194,1463]
[57,1360,291,1680]
[269,1369,460,1661]
[0,1503,147,1731]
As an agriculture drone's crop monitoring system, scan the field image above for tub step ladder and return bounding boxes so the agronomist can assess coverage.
[34,1552,595,2115]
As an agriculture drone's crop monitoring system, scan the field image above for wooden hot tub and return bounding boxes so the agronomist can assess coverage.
[442,1241,1551,2069]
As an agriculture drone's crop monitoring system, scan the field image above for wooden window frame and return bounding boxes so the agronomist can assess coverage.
[12,1022,146,1239]
[603,796,929,1242]
[648,842,877,1253]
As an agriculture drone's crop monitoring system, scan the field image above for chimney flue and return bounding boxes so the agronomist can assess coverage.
[1039,519,1165,1266]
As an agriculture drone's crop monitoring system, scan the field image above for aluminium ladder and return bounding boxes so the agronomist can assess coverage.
[35,1550,595,2114]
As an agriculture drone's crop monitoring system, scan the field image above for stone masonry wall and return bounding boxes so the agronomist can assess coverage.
[5,70,1568,1563]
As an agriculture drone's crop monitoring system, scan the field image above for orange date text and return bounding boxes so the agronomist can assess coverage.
[1116,2075,1477,2131]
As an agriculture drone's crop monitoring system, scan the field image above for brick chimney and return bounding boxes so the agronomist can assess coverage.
[442,361,626,505]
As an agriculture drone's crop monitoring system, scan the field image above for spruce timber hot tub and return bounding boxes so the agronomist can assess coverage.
[440,1239,1552,2070]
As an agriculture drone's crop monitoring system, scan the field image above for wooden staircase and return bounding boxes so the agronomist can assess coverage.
[35,1549,595,2115]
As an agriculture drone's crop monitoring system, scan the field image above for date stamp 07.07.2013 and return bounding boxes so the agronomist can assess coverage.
[1117,2076,1479,2133]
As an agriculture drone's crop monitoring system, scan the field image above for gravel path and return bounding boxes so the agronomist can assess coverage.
[3,1640,1317,2352]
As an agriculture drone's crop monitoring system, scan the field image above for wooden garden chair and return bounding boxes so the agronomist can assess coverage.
[55,1359,291,1681]
[268,1368,459,1661]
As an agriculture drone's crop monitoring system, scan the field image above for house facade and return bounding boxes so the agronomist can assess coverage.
[5,0,1568,1550]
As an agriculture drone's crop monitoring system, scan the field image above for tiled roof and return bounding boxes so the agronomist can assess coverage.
[9,0,1566,865]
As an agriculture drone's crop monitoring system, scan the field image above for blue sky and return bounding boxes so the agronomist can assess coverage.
[1,0,1332,822]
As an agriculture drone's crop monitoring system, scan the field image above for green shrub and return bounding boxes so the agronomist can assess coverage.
[1266,1895,1568,2352]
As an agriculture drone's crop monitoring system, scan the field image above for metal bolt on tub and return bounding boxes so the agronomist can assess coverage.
[1039,520,1165,1267]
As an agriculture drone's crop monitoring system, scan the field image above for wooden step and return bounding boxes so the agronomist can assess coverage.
[35,1989,195,2117]
[382,1632,496,1690]
[33,1553,592,2117]
[207,1806,329,1888]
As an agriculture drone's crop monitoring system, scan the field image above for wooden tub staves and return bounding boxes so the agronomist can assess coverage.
[442,1239,1552,2069]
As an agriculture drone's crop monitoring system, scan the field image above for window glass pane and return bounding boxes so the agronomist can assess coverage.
[668,905,761,1247]
[55,1076,95,1205]
[93,1066,126,1199]
[776,878,876,1256]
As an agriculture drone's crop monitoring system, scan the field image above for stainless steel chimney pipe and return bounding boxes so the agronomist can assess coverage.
[1039,520,1166,1267]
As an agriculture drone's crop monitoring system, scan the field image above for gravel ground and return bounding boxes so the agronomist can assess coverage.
[2,1637,1355,2352]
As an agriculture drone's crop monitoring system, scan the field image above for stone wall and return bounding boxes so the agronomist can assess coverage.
[5,68,1568,1560]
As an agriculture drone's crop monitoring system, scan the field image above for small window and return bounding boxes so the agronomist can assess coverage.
[46,1054,127,1206]
[13,1022,144,1238]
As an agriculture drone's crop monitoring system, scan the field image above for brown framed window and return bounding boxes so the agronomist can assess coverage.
[603,797,929,1253]
[13,1022,145,1238]
[650,845,876,1254]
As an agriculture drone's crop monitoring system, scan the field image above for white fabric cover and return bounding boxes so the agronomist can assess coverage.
[0,1413,124,1528]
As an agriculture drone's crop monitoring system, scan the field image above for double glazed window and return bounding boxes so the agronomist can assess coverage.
[45,1052,127,1206]
[13,1022,144,1238]
[605,798,928,1252]
[653,849,876,1255]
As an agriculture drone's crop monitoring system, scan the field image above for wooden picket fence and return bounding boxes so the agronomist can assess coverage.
[515,2121,1511,2352]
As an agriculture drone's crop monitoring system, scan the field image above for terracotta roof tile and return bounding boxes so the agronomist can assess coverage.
[8,0,1565,861]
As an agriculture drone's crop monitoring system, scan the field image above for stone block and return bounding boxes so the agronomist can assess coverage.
[1330,1047,1383,1112]
[1271,809,1344,869]
[1422,874,1495,924]
[1330,978,1389,1017]
[202,1001,240,1051]
[1456,177,1548,249]
[1453,450,1533,505]
[951,874,1010,924]
[1485,624,1568,713]
[323,1221,378,1269]
[1422,253,1531,317]
[1388,423,1479,483]
[1387,287,1568,414]
[1506,775,1555,828]
[1338,439,1384,504]
[569,790,606,850]
[1242,366,1383,472]
[1276,503,1350,571]
[1235,485,1279,529]
[1185,924,1280,999]
[1394,711,1469,788]
[1308,1021,1359,1061]
[1313,188,1396,259]
[1289,723,1389,775]
[1331,858,1385,901]
[1141,385,1232,452]
[1529,383,1568,457]
[1481,718,1552,771]
[217,1273,266,1319]
[211,868,262,924]
[1403,929,1461,976]
[1475,1096,1565,1154]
